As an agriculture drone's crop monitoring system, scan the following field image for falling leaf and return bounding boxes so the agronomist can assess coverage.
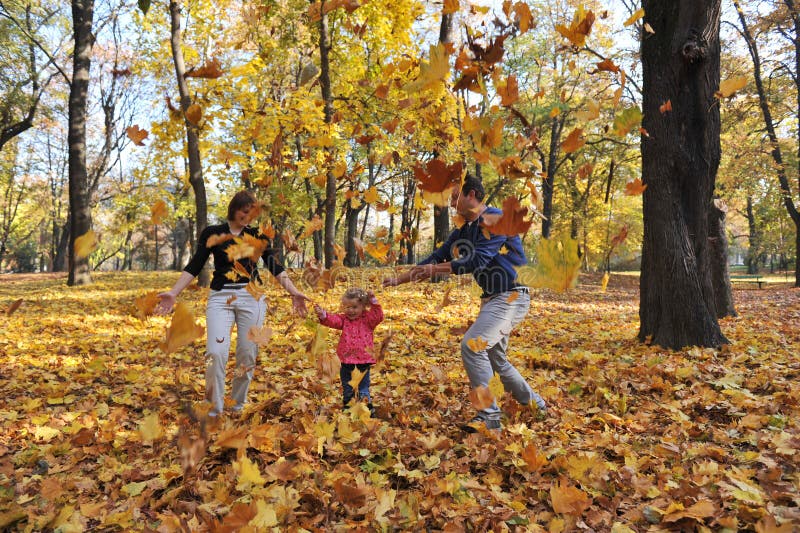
[624,178,647,196]
[497,75,519,106]
[610,225,629,248]
[138,412,164,444]
[659,100,672,114]
[469,385,494,410]
[466,336,488,352]
[436,286,456,311]
[207,233,235,248]
[716,76,748,98]
[365,241,391,263]
[150,200,168,225]
[6,298,23,315]
[600,272,610,292]
[185,104,202,125]
[159,302,204,353]
[554,7,595,47]
[134,291,160,320]
[442,0,459,15]
[480,196,533,236]
[519,235,580,292]
[488,372,504,399]
[282,228,300,253]
[74,230,98,259]
[576,100,600,122]
[301,215,324,238]
[260,221,276,240]
[363,186,380,204]
[613,106,643,137]
[560,128,585,154]
[506,291,519,303]
[185,58,224,79]
[247,325,273,346]
[594,58,620,73]
[126,125,148,146]
[623,8,644,27]
[644,22,655,34]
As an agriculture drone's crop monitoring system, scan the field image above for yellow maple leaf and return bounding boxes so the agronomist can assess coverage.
[576,99,600,122]
[413,43,451,91]
[550,478,592,514]
[521,235,580,293]
[74,230,98,259]
[467,336,488,352]
[150,200,168,225]
[623,8,644,27]
[234,454,266,490]
[716,76,748,98]
[138,412,164,443]
[363,186,379,204]
[488,372,504,400]
[159,302,204,353]
[249,500,278,528]
[555,6,595,47]
[301,215,324,238]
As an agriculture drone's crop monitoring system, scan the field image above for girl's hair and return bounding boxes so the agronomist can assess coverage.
[227,190,257,221]
[342,287,369,304]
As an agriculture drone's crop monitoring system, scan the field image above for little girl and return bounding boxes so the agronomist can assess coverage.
[315,288,384,412]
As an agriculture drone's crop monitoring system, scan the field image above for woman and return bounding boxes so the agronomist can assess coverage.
[157,190,308,417]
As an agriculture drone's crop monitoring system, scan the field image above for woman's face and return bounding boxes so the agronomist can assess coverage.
[233,203,255,226]
[341,297,365,319]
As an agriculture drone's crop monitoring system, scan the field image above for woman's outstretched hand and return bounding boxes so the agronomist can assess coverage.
[155,292,176,315]
[291,294,309,317]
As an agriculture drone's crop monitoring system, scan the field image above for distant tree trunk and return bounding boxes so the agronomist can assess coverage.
[169,0,208,285]
[53,220,69,271]
[709,202,736,317]
[318,2,336,268]
[344,202,361,267]
[734,0,800,287]
[399,173,416,264]
[745,196,760,274]
[67,0,94,286]
[541,116,565,238]
[432,11,454,252]
[639,0,728,349]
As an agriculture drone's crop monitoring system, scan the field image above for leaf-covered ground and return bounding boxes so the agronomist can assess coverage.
[0,271,798,532]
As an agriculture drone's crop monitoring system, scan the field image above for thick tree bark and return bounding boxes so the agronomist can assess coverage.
[319,2,336,268]
[709,203,736,317]
[169,0,208,284]
[639,0,728,349]
[67,0,94,286]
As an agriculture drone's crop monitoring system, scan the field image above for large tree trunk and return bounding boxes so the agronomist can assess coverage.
[541,116,564,238]
[319,2,336,268]
[639,0,728,349]
[67,0,94,286]
[169,0,208,285]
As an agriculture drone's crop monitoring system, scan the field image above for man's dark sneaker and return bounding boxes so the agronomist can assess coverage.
[461,415,501,433]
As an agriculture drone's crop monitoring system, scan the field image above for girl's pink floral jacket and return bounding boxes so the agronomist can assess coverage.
[318,299,384,364]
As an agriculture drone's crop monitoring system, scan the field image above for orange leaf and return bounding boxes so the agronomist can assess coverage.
[159,302,204,353]
[150,200,168,225]
[6,298,23,315]
[375,83,389,99]
[716,76,748,98]
[247,325,273,346]
[624,178,647,196]
[260,221,276,240]
[352,237,366,262]
[498,75,519,106]
[134,291,160,320]
[594,58,619,73]
[185,104,202,125]
[659,99,672,114]
[466,336,488,352]
[550,478,592,515]
[206,233,234,248]
[436,286,456,311]
[555,7,595,47]
[506,291,519,304]
[301,215,324,238]
[560,127,585,154]
[415,159,463,194]
[443,0,459,15]
[126,125,148,146]
[480,197,533,236]
[282,228,300,253]
[469,385,494,410]
[521,443,548,471]
[184,58,224,79]
[610,225,629,249]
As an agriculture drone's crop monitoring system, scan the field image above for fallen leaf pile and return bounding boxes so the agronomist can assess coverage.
[0,271,797,531]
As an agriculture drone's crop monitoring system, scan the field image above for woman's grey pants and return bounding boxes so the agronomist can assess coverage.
[205,287,267,416]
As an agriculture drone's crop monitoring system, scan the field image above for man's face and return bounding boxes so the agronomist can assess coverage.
[450,188,475,217]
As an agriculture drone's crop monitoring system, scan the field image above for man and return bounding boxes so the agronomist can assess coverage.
[383,174,546,432]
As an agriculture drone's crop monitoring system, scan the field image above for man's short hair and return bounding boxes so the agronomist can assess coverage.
[462,173,485,201]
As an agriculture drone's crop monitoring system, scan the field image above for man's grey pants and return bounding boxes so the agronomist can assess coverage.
[461,289,545,422]
[205,287,267,416]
